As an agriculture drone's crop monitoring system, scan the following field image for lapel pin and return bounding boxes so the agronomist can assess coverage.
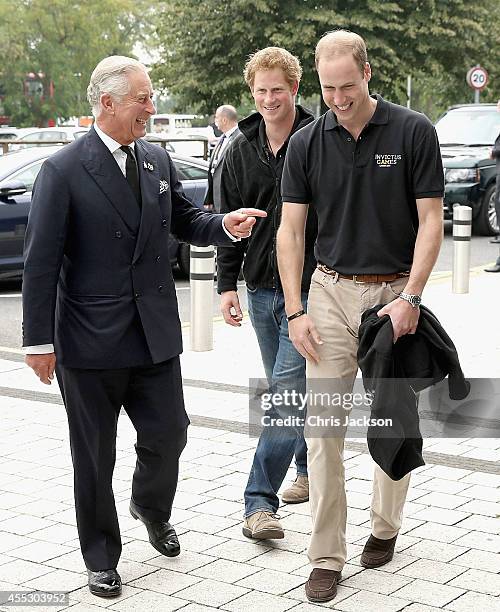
[143,161,154,171]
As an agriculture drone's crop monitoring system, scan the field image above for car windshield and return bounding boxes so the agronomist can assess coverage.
[435,108,500,146]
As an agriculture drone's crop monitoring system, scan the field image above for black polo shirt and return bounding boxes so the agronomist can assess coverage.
[281,95,444,274]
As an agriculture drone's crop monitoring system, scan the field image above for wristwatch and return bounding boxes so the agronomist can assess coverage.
[398,292,422,308]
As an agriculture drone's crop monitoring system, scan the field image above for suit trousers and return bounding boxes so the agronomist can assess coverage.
[305,269,411,571]
[56,356,189,571]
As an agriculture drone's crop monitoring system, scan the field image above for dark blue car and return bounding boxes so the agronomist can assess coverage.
[0,145,209,279]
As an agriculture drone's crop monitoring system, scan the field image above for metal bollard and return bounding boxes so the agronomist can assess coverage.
[452,205,472,294]
[190,245,215,351]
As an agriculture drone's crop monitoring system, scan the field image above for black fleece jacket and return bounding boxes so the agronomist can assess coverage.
[357,304,470,481]
[217,105,317,293]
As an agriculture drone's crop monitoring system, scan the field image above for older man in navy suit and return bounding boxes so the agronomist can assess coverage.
[22,56,265,598]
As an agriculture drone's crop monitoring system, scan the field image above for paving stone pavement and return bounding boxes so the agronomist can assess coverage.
[0,272,499,611]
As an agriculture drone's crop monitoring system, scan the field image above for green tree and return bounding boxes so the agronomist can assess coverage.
[152,0,499,117]
[0,0,154,126]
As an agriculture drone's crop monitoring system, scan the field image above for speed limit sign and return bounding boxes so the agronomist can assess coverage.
[466,66,489,90]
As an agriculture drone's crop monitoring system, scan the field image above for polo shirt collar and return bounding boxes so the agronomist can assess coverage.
[324,94,389,130]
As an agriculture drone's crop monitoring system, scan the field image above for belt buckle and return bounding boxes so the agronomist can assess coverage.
[353,274,365,284]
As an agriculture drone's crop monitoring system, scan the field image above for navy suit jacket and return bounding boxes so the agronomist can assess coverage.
[22,127,231,368]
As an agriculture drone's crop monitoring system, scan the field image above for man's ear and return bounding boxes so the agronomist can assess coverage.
[100,93,115,115]
[364,62,372,83]
[291,80,299,96]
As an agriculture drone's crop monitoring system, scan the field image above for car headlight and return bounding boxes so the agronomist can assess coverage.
[445,168,478,183]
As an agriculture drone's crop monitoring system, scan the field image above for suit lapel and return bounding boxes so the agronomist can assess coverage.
[81,128,140,232]
[213,128,239,168]
[132,140,159,264]
[209,137,224,173]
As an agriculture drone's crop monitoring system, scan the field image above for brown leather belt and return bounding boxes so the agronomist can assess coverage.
[317,263,409,284]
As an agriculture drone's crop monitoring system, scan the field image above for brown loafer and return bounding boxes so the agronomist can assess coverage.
[360,534,397,568]
[305,568,342,603]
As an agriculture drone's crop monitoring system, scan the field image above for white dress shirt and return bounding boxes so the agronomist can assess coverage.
[94,122,135,175]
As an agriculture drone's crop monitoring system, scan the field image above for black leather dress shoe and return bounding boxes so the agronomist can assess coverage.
[87,569,122,597]
[130,504,180,557]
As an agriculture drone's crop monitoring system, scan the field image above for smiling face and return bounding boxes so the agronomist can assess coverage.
[251,68,298,127]
[317,54,372,127]
[99,69,156,144]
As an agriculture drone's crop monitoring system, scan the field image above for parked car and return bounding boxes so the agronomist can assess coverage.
[435,103,499,235]
[4,126,90,152]
[0,145,209,280]
[0,127,22,141]
[0,128,26,156]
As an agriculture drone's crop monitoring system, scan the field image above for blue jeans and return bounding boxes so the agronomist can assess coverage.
[245,287,308,517]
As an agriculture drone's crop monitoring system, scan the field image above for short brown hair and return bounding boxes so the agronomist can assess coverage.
[315,30,368,74]
[244,47,302,90]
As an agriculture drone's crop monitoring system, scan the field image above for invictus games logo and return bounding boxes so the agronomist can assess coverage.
[375,153,402,168]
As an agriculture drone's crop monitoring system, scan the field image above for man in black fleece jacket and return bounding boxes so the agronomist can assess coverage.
[217,47,317,541]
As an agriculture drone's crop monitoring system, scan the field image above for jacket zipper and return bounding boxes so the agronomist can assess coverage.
[262,144,281,290]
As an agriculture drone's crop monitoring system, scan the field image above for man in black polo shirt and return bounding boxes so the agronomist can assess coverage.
[277,30,444,603]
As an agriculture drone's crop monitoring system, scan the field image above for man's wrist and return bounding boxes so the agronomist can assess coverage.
[287,309,306,322]
[286,304,305,317]
[398,292,422,308]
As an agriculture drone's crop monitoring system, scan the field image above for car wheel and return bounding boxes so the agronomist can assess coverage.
[177,243,191,276]
[473,184,497,236]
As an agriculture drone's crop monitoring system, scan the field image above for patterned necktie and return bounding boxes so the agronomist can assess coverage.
[120,145,141,207]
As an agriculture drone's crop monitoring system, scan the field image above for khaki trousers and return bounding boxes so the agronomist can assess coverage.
[305,268,411,571]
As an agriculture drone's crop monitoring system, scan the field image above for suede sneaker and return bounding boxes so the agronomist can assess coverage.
[281,475,309,504]
[242,511,284,540]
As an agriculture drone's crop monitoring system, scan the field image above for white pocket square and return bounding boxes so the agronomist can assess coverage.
[159,180,169,194]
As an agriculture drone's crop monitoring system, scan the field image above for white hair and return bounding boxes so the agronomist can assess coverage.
[87,56,146,118]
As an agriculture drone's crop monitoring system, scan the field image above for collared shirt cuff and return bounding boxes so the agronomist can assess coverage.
[24,344,55,354]
[222,217,240,242]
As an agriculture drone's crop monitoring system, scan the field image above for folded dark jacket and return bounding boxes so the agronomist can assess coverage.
[358,304,470,480]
